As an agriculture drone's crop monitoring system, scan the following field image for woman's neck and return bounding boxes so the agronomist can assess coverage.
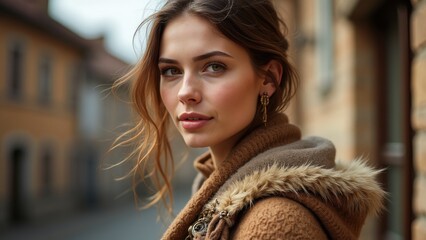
[209,129,248,168]
[209,144,232,169]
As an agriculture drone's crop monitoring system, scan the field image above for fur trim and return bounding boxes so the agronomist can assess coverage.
[205,159,385,219]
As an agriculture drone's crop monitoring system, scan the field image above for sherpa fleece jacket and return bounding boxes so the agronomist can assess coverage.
[161,114,385,240]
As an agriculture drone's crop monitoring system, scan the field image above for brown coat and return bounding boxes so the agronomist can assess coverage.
[162,114,385,240]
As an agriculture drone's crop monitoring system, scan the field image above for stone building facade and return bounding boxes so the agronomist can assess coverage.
[412,0,426,239]
[273,0,424,239]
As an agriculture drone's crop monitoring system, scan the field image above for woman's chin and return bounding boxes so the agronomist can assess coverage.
[182,139,209,148]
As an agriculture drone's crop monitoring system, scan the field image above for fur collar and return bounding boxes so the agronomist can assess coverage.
[203,137,385,218]
[205,159,385,219]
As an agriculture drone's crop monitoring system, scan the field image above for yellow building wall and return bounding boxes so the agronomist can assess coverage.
[0,14,82,219]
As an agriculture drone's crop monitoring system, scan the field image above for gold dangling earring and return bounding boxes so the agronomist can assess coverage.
[261,92,269,127]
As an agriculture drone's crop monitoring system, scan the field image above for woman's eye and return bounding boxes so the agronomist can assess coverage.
[161,67,181,76]
[205,63,226,73]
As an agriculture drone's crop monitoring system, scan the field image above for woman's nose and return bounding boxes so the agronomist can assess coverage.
[177,73,201,105]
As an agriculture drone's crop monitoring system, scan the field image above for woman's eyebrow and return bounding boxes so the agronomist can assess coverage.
[192,51,233,62]
[158,58,178,64]
[158,51,233,64]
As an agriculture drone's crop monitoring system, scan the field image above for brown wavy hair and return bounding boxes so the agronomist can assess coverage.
[113,0,298,213]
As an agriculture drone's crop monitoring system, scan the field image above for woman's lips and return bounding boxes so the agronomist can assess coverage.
[178,113,213,130]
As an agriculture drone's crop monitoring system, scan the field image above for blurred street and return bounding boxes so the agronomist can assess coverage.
[1,190,189,240]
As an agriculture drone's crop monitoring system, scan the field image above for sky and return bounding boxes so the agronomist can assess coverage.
[49,0,163,63]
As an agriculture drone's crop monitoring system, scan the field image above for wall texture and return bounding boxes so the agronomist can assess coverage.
[412,0,426,239]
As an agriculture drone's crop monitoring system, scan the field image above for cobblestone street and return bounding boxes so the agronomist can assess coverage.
[1,191,190,240]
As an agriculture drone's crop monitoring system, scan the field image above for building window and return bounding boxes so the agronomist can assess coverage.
[68,63,81,111]
[38,53,52,105]
[315,0,334,95]
[7,41,25,100]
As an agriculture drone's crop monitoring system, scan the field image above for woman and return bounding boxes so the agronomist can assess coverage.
[115,0,385,239]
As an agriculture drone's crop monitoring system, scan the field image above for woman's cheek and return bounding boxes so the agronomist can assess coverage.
[160,87,175,114]
[216,81,254,109]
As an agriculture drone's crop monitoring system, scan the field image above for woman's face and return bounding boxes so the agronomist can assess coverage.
[159,14,264,152]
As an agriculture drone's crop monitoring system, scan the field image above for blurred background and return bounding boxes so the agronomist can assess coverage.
[0,0,424,239]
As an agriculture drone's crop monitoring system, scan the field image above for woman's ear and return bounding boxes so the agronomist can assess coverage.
[260,60,283,96]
